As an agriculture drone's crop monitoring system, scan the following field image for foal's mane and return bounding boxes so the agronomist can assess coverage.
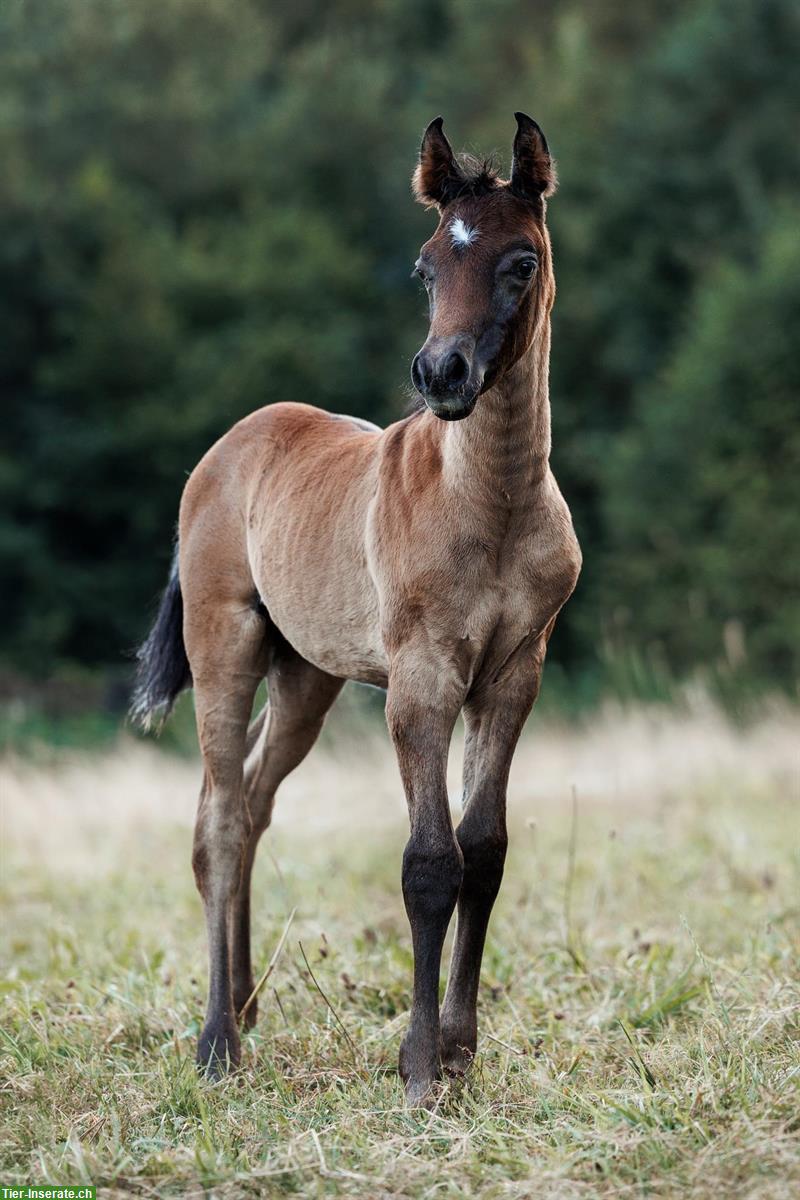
[446,153,503,201]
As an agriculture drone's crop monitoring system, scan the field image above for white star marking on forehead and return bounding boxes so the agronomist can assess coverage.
[449,217,478,248]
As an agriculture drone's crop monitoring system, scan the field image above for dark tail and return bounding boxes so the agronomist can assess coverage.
[130,547,192,730]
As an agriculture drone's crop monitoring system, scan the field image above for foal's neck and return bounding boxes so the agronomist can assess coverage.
[441,322,552,507]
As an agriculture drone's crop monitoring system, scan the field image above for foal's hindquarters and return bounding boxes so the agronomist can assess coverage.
[179,407,372,1072]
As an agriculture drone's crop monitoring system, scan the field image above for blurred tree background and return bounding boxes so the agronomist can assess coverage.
[1,0,798,718]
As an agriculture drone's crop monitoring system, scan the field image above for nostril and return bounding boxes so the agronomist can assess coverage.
[411,352,433,394]
[442,351,469,389]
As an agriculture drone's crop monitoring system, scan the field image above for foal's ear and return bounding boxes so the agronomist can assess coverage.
[509,112,557,203]
[412,117,466,209]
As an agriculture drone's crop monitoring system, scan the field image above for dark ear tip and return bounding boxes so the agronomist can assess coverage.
[513,111,549,154]
[425,115,445,134]
[514,111,542,133]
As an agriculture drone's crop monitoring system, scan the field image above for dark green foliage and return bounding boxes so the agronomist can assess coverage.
[546,0,800,690]
[600,208,800,685]
[0,0,797,694]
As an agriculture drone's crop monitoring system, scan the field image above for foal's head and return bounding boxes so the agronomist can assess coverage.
[410,113,556,420]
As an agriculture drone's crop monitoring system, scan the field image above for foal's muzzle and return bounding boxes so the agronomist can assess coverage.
[411,335,482,421]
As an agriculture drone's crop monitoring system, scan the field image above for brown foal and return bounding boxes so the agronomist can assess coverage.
[133,113,581,1105]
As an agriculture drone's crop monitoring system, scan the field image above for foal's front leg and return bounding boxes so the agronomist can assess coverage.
[440,637,547,1074]
[386,664,465,1105]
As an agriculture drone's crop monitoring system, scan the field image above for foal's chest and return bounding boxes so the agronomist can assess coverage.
[393,483,581,687]
[463,531,577,671]
[468,478,578,617]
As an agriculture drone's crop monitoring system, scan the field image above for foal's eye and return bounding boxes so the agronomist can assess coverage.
[514,257,537,280]
[413,262,430,285]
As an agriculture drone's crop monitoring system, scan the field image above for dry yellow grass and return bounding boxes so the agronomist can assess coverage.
[1,697,799,1197]
[5,696,797,866]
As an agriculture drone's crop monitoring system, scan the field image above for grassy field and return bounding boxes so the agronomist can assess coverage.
[1,698,799,1198]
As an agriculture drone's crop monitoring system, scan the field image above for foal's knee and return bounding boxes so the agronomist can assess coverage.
[402,836,464,927]
[457,823,508,904]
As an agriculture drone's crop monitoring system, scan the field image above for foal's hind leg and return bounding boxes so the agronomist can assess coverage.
[440,635,547,1075]
[231,647,343,1026]
[187,601,268,1078]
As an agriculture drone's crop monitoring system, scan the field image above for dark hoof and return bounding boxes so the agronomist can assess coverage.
[441,1041,475,1077]
[440,1026,476,1077]
[197,1024,241,1079]
[399,1033,440,1108]
[405,1077,442,1109]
